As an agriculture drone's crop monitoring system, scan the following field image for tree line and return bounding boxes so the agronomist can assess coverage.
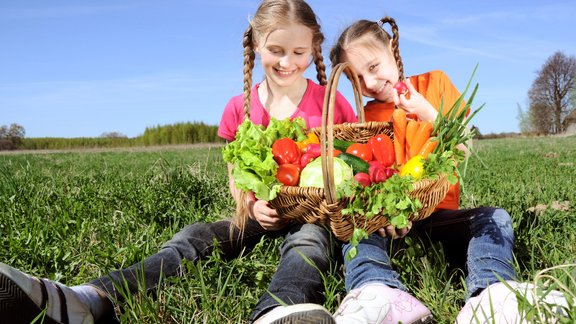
[0,121,224,151]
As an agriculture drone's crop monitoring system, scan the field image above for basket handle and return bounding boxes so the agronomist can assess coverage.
[321,62,365,204]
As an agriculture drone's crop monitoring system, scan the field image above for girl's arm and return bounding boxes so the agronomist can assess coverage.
[227,163,288,231]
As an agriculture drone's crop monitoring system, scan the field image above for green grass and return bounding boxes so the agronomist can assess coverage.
[1,137,575,323]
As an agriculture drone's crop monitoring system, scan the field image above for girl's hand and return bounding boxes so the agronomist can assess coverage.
[250,199,289,231]
[377,222,412,239]
[393,79,438,122]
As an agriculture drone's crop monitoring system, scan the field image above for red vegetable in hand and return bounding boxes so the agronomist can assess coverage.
[354,172,371,187]
[272,138,301,165]
[276,163,300,186]
[368,134,395,167]
[346,143,373,162]
[393,81,408,95]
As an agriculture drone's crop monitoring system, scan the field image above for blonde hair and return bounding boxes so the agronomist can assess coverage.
[242,0,327,118]
[232,0,327,231]
[329,16,405,81]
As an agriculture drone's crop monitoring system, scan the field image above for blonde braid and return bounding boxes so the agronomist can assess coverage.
[229,25,256,235]
[312,42,327,86]
[242,26,255,118]
[379,16,404,81]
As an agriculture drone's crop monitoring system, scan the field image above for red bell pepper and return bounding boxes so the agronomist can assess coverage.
[368,134,395,167]
[272,138,301,165]
[346,143,373,162]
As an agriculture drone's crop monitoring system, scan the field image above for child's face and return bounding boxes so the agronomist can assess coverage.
[256,23,313,88]
[342,35,399,103]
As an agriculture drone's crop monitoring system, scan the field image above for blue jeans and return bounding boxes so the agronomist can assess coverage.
[342,207,517,300]
[90,218,334,321]
[249,223,335,322]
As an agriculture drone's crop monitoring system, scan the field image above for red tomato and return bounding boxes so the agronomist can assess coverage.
[276,163,300,186]
[345,143,373,162]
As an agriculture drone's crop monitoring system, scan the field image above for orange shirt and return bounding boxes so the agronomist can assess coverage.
[364,70,464,210]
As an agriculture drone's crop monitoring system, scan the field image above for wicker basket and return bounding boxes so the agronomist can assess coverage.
[269,62,450,242]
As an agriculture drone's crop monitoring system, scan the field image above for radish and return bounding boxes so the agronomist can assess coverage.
[393,81,408,95]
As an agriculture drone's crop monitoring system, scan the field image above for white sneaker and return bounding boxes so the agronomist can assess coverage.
[0,262,94,324]
[254,303,335,324]
[456,281,572,323]
[333,283,433,324]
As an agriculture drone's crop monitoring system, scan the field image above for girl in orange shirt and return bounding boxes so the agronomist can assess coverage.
[328,16,558,323]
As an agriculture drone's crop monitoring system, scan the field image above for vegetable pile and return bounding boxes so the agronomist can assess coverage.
[222,69,482,257]
[222,117,308,201]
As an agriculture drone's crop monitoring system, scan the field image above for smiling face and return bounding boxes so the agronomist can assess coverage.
[342,35,400,102]
[255,23,313,88]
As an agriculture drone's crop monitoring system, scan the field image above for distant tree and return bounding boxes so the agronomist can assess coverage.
[528,51,576,134]
[100,131,127,138]
[516,103,536,134]
[0,123,26,150]
[530,102,554,134]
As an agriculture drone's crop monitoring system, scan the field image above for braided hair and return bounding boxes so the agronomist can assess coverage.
[242,0,327,118]
[234,0,327,231]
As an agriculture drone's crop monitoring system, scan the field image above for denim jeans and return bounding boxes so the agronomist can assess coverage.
[89,218,334,321]
[249,223,335,322]
[342,207,517,300]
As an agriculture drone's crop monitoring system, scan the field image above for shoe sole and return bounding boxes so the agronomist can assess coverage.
[411,314,434,324]
[0,263,60,324]
[269,309,336,324]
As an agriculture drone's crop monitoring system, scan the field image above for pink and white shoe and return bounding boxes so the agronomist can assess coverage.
[456,281,572,323]
[333,283,433,324]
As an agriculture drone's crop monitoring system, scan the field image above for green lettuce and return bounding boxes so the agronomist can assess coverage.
[222,117,307,201]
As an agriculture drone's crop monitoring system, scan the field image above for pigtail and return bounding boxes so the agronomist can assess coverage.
[379,16,404,81]
[229,26,256,237]
[312,42,327,86]
[232,190,250,235]
[242,26,256,119]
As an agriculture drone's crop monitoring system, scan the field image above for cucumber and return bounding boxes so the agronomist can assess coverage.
[333,139,354,152]
[337,152,370,174]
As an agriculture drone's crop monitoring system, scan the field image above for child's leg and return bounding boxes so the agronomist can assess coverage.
[0,218,267,322]
[421,207,516,299]
[90,218,267,301]
[250,223,335,322]
[333,233,432,324]
[342,233,404,292]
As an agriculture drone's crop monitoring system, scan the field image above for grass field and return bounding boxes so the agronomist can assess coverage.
[1,137,575,323]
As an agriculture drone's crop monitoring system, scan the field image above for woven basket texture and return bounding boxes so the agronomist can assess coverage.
[268,63,449,241]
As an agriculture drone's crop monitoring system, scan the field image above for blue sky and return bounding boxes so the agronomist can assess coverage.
[1,1,575,138]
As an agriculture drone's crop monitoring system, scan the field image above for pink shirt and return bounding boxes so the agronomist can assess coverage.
[218,79,357,141]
